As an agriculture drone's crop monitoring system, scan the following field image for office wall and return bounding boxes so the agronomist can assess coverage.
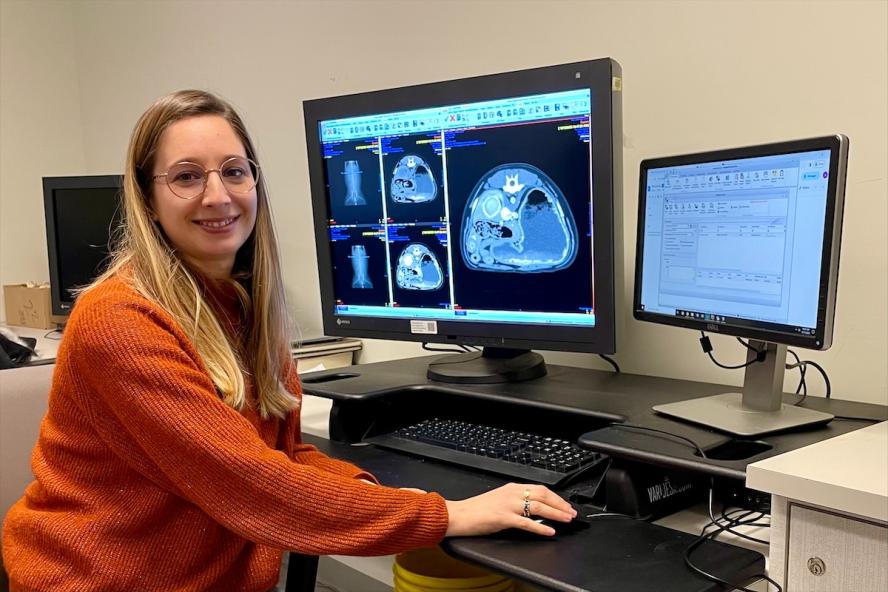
[1,0,885,405]
[0,0,87,299]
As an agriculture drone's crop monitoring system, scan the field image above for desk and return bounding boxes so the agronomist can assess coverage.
[303,355,887,480]
[298,356,888,591]
[0,325,60,364]
[303,432,765,592]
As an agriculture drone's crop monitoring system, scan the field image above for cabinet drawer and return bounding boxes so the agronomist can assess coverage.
[786,504,888,592]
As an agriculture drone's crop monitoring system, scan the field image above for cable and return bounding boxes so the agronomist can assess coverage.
[610,423,707,458]
[608,423,776,590]
[685,516,783,592]
[802,359,831,399]
[43,329,63,340]
[786,349,808,405]
[833,415,882,423]
[422,342,468,354]
[598,353,620,373]
[700,332,762,369]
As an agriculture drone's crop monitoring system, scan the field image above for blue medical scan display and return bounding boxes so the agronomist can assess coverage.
[391,155,438,203]
[462,163,578,272]
[318,88,596,326]
[396,242,444,290]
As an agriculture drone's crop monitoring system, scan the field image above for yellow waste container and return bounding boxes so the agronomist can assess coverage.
[393,548,514,592]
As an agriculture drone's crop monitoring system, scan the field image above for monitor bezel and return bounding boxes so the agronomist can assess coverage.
[303,59,622,354]
[633,135,849,351]
[42,174,123,316]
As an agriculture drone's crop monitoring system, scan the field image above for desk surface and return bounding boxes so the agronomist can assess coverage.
[1,324,60,363]
[747,420,888,521]
[303,433,765,592]
[303,355,888,482]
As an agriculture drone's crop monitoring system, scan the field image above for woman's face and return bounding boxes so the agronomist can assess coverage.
[150,115,258,279]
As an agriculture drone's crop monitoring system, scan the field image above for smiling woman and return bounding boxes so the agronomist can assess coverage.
[149,116,259,279]
[0,90,575,592]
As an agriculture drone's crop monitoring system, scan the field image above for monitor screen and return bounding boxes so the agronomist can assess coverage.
[43,176,123,316]
[635,135,849,350]
[303,59,622,365]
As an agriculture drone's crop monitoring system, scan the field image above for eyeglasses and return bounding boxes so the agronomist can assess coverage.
[152,156,260,200]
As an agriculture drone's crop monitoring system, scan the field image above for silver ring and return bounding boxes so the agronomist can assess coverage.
[523,499,531,518]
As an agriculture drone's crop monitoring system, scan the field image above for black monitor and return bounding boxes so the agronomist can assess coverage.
[634,135,849,436]
[303,59,623,383]
[43,175,123,317]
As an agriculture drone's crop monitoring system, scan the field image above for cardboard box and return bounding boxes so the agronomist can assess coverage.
[3,283,53,329]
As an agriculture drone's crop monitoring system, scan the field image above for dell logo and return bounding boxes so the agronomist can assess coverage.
[706,323,719,332]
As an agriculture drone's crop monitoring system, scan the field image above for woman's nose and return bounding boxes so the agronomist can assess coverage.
[201,170,231,206]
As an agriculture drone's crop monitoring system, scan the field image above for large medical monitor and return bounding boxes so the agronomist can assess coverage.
[635,135,849,435]
[43,175,123,317]
[303,59,623,383]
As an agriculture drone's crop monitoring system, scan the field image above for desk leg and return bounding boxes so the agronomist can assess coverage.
[285,553,319,592]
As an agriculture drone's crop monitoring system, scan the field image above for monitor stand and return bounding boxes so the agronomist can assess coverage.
[426,347,547,384]
[653,341,834,437]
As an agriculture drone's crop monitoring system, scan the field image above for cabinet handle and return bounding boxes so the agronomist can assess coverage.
[807,557,826,576]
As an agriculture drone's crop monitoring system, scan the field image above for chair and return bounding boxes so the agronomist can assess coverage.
[0,363,54,592]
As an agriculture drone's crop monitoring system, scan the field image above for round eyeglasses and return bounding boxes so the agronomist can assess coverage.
[152,156,260,200]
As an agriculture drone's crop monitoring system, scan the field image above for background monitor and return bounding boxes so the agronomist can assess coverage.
[634,135,849,436]
[43,175,123,317]
[303,59,623,383]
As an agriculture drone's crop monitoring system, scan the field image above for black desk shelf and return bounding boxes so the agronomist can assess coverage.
[304,355,886,481]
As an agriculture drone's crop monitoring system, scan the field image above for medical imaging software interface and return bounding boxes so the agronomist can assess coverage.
[638,149,832,337]
[318,89,597,327]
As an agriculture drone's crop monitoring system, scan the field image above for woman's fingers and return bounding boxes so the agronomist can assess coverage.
[516,484,576,522]
[444,482,577,537]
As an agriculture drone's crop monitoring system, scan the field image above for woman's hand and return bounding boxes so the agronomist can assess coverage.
[444,483,576,537]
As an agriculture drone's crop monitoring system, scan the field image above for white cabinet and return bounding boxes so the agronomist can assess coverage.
[748,422,888,592]
[770,498,888,591]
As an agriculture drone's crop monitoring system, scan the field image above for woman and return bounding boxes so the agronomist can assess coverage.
[2,90,575,591]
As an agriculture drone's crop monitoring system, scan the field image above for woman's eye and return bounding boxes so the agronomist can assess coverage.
[173,171,202,184]
[223,167,247,179]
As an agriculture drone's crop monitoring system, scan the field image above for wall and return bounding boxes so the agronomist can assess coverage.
[0,0,87,301]
[1,0,885,404]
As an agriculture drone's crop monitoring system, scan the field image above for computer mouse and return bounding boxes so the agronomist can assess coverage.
[533,516,591,536]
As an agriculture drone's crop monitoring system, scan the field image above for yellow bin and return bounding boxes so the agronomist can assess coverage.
[394,548,514,592]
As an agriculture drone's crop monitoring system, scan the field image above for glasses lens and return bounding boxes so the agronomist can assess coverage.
[166,162,206,199]
[220,157,259,193]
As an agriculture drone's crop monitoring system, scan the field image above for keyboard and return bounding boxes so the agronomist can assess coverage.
[365,418,608,486]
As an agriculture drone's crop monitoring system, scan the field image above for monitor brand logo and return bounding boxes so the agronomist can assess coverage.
[706,323,720,332]
[336,318,350,326]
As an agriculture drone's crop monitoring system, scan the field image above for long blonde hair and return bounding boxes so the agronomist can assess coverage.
[92,90,297,419]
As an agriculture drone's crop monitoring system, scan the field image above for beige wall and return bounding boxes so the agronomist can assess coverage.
[0,0,87,295]
[1,0,885,404]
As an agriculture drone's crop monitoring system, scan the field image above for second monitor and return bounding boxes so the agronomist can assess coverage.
[303,59,623,383]
[635,135,849,436]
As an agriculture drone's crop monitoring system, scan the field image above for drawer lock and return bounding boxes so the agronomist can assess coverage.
[807,557,826,576]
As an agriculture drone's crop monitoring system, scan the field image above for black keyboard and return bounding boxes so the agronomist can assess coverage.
[365,418,607,486]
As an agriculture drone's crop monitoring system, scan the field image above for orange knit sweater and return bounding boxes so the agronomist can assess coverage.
[2,277,448,591]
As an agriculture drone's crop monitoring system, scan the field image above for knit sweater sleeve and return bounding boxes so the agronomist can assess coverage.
[280,360,380,483]
[64,284,446,555]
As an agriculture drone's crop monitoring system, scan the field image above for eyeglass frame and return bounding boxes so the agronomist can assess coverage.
[151,156,261,200]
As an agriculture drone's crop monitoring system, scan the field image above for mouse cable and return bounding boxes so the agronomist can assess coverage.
[610,423,708,459]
